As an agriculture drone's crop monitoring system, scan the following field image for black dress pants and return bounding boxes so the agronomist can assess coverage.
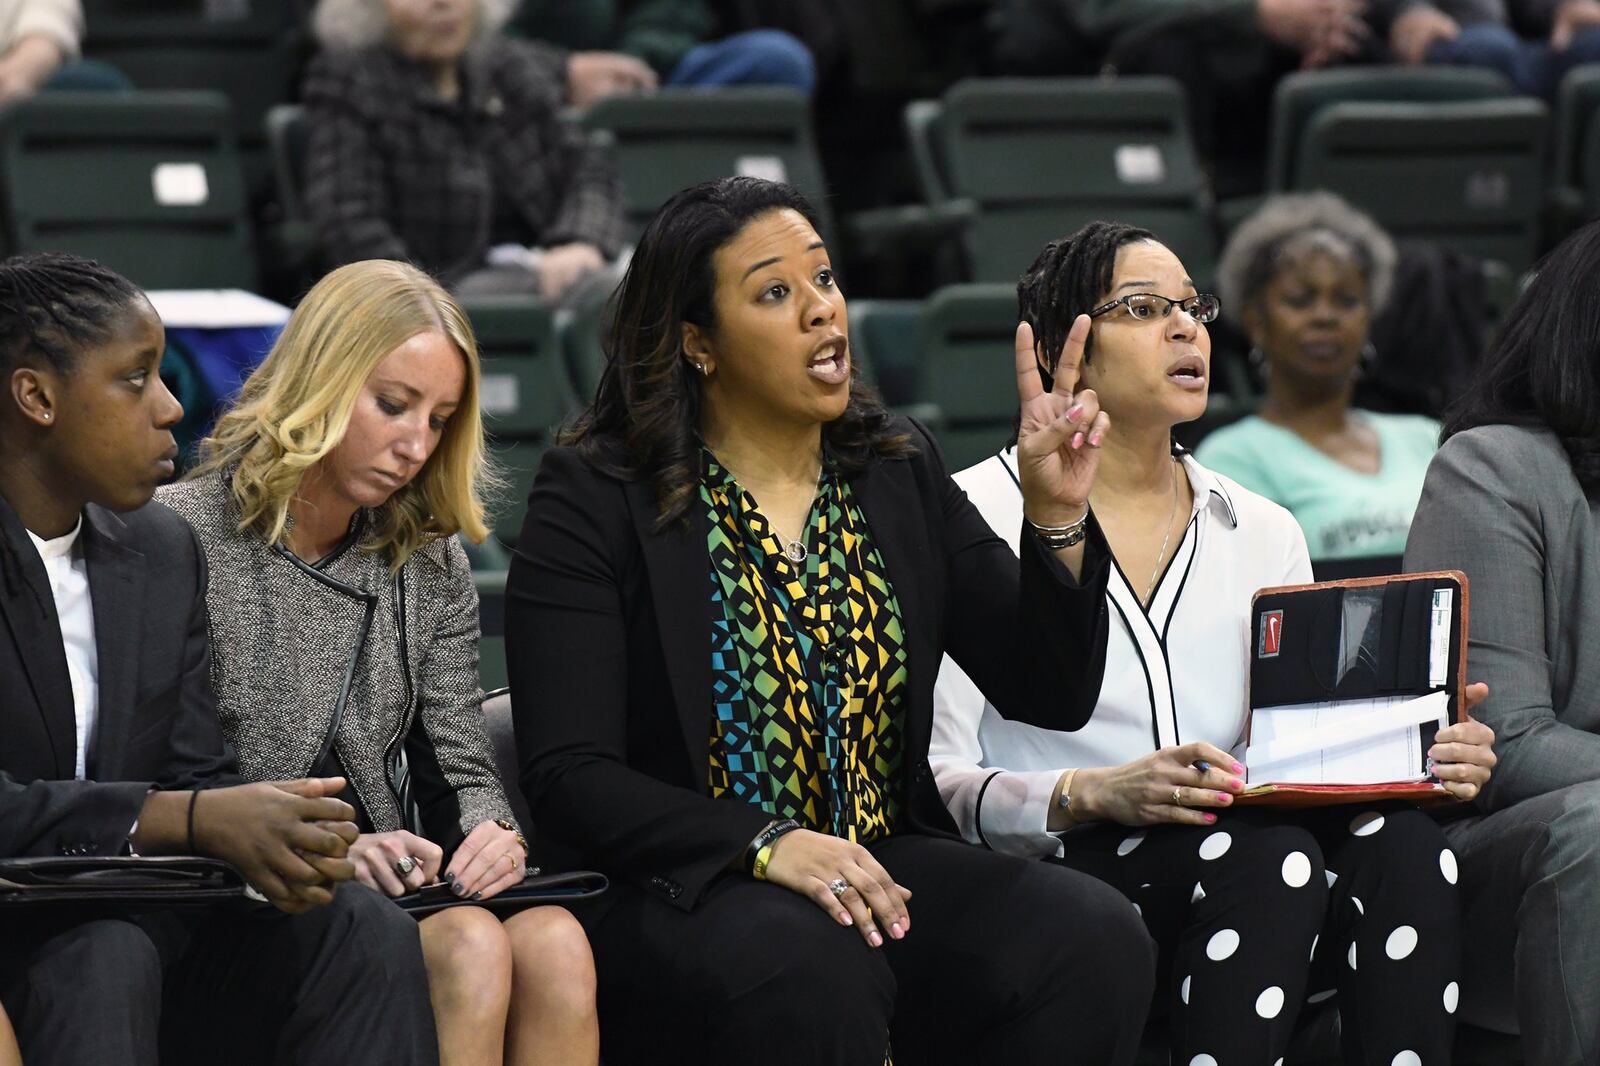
[0,882,439,1066]
[581,833,1156,1065]
[1053,806,1461,1066]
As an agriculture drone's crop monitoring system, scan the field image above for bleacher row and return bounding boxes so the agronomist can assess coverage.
[11,47,1600,697]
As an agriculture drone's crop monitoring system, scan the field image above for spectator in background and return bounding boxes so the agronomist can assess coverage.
[304,0,627,302]
[0,0,128,102]
[512,0,814,99]
[1374,0,1600,98]
[1403,219,1600,1065]
[1197,193,1439,564]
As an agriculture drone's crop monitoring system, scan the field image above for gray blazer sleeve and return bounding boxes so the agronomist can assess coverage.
[1403,426,1600,811]
[403,538,517,856]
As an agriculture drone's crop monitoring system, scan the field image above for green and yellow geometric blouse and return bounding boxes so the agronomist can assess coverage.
[701,449,909,844]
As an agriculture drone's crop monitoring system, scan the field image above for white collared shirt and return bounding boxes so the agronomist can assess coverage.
[929,447,1312,858]
[25,518,99,780]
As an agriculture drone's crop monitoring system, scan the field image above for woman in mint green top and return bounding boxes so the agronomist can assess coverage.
[1197,192,1440,561]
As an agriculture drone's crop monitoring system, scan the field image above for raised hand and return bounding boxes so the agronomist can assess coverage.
[1013,316,1110,529]
[761,829,914,949]
[349,829,444,898]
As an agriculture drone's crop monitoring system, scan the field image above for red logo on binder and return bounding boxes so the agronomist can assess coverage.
[1259,610,1283,658]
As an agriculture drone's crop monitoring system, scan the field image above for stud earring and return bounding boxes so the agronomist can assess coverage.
[695,362,709,376]
[41,412,51,421]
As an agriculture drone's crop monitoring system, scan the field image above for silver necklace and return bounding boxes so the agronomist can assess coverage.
[1144,459,1182,605]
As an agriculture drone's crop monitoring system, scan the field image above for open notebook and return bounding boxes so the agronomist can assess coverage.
[1235,570,1469,807]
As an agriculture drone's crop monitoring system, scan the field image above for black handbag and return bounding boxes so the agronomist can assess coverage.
[394,869,608,918]
[0,856,252,907]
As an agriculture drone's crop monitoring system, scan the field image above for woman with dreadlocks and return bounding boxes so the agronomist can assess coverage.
[930,222,1498,1065]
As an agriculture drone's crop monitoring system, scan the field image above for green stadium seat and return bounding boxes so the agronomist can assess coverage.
[915,77,1218,285]
[1289,97,1548,273]
[0,91,257,289]
[1267,67,1515,192]
[474,569,509,691]
[80,0,298,197]
[487,437,549,546]
[1552,63,1600,222]
[916,283,1018,470]
[582,87,834,240]
[848,298,924,407]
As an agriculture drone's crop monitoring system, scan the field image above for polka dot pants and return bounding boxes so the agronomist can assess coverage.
[1051,805,1461,1065]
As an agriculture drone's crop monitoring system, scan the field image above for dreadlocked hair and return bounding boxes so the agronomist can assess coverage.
[1016,221,1155,390]
[0,252,147,378]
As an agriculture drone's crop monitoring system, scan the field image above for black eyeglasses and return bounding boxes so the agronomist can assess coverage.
[1089,293,1221,324]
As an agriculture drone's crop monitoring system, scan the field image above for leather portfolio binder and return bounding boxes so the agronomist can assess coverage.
[1234,570,1469,807]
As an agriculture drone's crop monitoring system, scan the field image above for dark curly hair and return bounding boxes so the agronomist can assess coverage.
[562,177,914,528]
[1016,220,1155,391]
[0,252,147,379]
[1443,219,1600,497]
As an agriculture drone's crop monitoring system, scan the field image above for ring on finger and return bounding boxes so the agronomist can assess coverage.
[394,855,417,877]
[1172,786,1184,807]
[502,851,520,869]
[827,877,851,900]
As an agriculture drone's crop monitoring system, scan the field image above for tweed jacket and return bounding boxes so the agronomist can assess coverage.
[302,37,627,285]
[159,474,515,856]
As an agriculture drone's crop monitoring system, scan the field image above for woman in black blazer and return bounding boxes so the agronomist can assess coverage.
[506,177,1155,1064]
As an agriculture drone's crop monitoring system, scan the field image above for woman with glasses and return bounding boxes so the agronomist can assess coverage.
[930,221,1497,1065]
[1195,192,1439,565]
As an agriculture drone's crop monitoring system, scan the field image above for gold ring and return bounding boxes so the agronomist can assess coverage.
[1172,786,1183,806]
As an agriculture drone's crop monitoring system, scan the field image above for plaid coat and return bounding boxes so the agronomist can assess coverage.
[302,38,627,284]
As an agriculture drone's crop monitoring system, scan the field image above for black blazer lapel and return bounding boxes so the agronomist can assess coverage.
[0,498,79,779]
[625,480,716,783]
[850,456,935,756]
[81,506,146,780]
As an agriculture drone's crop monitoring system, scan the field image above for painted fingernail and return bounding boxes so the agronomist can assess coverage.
[891,922,904,940]
[1218,793,1232,804]
[1230,777,1244,790]
[471,891,482,901]
[1066,403,1085,421]
[1204,813,1218,823]
[1232,762,1245,774]
[838,911,852,926]
[1089,431,1105,446]
[444,872,456,884]
[452,882,466,896]
[868,931,883,947]
[1071,431,1085,449]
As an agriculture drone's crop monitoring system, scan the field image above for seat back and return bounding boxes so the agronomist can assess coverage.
[917,284,1018,470]
[479,688,536,838]
[80,0,297,196]
[0,91,257,289]
[582,88,833,239]
[1268,66,1514,191]
[265,102,309,223]
[1295,98,1549,272]
[936,77,1217,283]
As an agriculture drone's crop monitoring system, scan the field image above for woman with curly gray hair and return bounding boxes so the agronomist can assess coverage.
[302,0,628,302]
[1196,192,1440,564]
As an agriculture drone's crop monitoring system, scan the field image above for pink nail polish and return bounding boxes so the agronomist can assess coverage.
[1232,762,1245,774]
[1218,793,1232,804]
[1204,813,1217,823]
[1066,404,1085,421]
[1071,431,1085,449]
[1230,778,1244,790]
[891,922,904,939]
[1089,431,1105,446]
[869,931,883,947]
[839,911,852,925]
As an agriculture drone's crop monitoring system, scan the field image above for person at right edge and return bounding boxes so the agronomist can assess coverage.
[1404,219,1600,1063]
[505,176,1154,1065]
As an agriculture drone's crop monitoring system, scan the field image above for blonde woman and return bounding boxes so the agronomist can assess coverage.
[159,260,598,1066]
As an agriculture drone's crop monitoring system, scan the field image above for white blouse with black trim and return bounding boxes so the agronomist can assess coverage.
[929,446,1313,859]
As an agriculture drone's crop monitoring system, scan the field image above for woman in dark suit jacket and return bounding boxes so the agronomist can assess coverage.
[505,176,1156,1065]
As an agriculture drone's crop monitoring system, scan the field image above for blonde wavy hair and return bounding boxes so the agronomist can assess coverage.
[191,259,494,567]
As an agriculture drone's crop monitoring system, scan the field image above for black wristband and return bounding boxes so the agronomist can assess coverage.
[744,817,800,873]
[186,789,201,854]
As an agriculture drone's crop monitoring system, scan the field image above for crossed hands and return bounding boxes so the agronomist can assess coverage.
[349,819,527,901]
[190,777,359,915]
